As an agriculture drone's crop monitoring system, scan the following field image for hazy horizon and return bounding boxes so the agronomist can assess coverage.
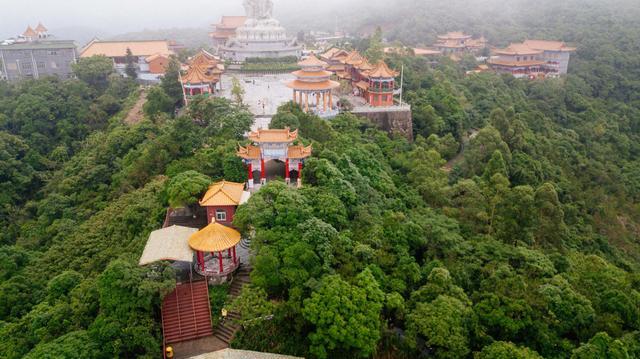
[0,0,370,41]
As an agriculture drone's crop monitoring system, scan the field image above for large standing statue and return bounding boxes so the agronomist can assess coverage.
[243,0,273,20]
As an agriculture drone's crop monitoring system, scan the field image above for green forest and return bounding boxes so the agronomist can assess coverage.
[1,0,640,358]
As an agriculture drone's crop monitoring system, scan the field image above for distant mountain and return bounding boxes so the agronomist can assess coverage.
[50,26,112,48]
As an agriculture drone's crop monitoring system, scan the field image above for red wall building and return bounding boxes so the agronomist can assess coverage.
[199,180,250,227]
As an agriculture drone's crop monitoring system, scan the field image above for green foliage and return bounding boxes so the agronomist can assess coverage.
[72,55,116,92]
[160,57,184,106]
[143,87,174,118]
[166,170,211,208]
[302,270,384,358]
[475,341,543,359]
[124,48,138,80]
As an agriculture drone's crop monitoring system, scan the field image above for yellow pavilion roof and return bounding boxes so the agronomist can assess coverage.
[369,61,398,78]
[298,54,328,68]
[188,222,241,252]
[200,180,246,207]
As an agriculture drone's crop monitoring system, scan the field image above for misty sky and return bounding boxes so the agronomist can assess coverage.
[0,0,244,38]
[0,0,360,38]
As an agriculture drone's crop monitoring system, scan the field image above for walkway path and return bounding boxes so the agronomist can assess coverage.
[124,89,147,125]
[443,129,479,172]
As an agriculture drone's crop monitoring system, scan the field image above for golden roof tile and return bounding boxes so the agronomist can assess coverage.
[288,145,313,159]
[368,61,398,78]
[286,79,340,91]
[236,145,261,160]
[188,222,241,252]
[523,40,576,52]
[248,128,299,143]
[200,180,246,207]
[81,40,174,58]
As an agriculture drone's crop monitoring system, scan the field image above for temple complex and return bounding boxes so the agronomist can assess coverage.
[220,0,301,61]
[433,31,487,54]
[180,50,224,104]
[522,40,576,75]
[488,43,547,79]
[210,16,247,52]
[286,55,340,115]
[321,49,399,108]
[237,128,312,189]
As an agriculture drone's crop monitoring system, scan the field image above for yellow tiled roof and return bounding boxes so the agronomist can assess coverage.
[237,145,261,160]
[188,222,241,252]
[248,128,298,143]
[288,145,313,159]
[81,40,174,58]
[200,180,246,207]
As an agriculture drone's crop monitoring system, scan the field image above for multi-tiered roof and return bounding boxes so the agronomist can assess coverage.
[286,55,340,92]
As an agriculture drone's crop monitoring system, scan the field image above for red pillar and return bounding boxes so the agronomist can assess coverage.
[218,252,224,273]
[285,158,290,183]
[232,246,237,265]
[260,158,266,184]
[248,163,253,180]
[197,251,205,272]
[298,162,303,184]
[228,248,231,257]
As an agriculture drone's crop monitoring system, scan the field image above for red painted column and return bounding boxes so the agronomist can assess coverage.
[260,158,266,184]
[228,248,231,257]
[285,158,290,183]
[248,163,253,180]
[218,252,224,273]
[232,246,237,265]
[197,251,205,272]
[297,162,303,188]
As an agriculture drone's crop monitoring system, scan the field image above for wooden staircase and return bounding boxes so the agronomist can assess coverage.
[162,280,213,344]
[213,264,252,345]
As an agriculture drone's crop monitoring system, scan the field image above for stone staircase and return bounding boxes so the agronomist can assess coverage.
[213,264,252,345]
[162,280,213,344]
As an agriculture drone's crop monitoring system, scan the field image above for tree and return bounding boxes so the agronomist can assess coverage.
[476,341,543,359]
[161,57,184,106]
[166,170,211,208]
[406,295,473,359]
[364,27,384,63]
[231,76,245,105]
[302,270,383,358]
[143,87,174,118]
[72,55,115,92]
[533,183,567,247]
[124,48,138,79]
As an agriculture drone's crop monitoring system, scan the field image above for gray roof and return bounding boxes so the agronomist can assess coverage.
[0,40,77,50]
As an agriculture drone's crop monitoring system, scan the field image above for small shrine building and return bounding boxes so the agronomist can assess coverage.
[237,128,312,189]
[286,55,340,114]
[199,180,251,227]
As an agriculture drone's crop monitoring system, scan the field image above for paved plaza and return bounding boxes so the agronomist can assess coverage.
[220,72,294,120]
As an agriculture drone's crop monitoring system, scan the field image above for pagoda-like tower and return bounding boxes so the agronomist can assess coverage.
[237,128,312,189]
[286,55,340,114]
[367,61,399,107]
[180,51,223,104]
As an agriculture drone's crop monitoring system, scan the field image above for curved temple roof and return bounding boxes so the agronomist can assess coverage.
[189,222,241,252]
